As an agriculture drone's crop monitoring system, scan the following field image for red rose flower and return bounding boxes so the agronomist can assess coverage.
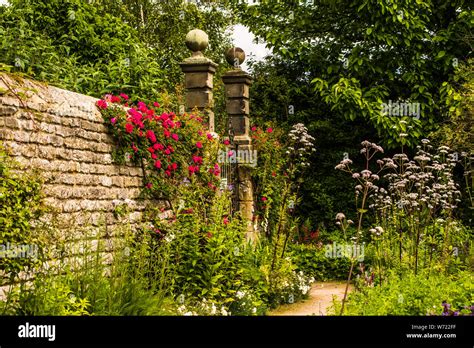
[154,160,162,169]
[120,93,129,100]
[125,123,134,133]
[111,96,121,103]
[146,130,157,143]
[196,141,203,149]
[266,127,273,133]
[96,100,108,109]
[171,133,179,141]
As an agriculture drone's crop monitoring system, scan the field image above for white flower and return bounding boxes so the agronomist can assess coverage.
[164,233,175,243]
[210,304,217,315]
[252,307,257,314]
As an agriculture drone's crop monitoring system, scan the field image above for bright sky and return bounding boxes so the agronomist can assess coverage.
[231,24,271,71]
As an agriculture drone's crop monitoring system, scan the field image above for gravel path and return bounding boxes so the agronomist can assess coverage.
[268,281,352,316]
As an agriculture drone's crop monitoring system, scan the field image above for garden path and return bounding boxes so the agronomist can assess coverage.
[268,281,352,316]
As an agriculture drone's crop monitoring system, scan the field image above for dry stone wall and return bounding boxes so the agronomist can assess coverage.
[0,73,159,236]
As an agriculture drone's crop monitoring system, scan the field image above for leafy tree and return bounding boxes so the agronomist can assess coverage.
[249,56,378,228]
[94,0,234,89]
[0,0,235,107]
[233,0,473,148]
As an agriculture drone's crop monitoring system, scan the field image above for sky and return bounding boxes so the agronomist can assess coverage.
[231,24,270,71]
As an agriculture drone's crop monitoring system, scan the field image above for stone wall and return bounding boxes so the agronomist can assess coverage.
[0,73,155,237]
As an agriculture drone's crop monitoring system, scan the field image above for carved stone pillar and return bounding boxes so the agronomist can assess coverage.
[179,29,218,132]
[222,47,257,242]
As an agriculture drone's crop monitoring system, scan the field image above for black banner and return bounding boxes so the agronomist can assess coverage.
[0,316,472,347]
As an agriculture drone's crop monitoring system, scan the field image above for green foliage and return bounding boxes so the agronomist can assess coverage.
[235,0,472,148]
[289,243,352,281]
[3,227,174,316]
[155,192,246,304]
[95,0,234,89]
[333,270,474,315]
[0,144,46,278]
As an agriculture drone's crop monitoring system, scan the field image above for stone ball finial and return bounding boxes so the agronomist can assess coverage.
[185,29,209,54]
[225,47,246,68]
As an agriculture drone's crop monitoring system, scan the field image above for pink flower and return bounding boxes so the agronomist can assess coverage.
[171,133,179,141]
[207,133,213,140]
[266,127,273,133]
[223,217,229,225]
[111,96,121,103]
[151,153,157,160]
[165,170,171,177]
[227,151,234,157]
[164,148,171,155]
[146,130,157,143]
[153,143,164,151]
[125,123,134,133]
[188,165,197,175]
[96,100,108,109]
[223,139,230,146]
[171,162,178,170]
[120,93,129,100]
[154,160,162,169]
[164,130,171,138]
[110,117,117,125]
[261,197,268,202]
[137,101,148,112]
[193,156,203,164]
[251,126,257,131]
[146,183,152,189]
[153,102,160,107]
[132,145,138,153]
[196,141,203,149]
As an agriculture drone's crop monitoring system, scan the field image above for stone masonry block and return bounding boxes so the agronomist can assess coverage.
[226,99,249,115]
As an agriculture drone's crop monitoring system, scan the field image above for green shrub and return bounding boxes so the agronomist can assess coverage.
[3,226,174,316]
[0,144,47,279]
[288,243,352,281]
[332,270,474,316]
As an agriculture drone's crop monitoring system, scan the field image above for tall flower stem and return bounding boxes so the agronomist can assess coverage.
[340,185,369,315]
